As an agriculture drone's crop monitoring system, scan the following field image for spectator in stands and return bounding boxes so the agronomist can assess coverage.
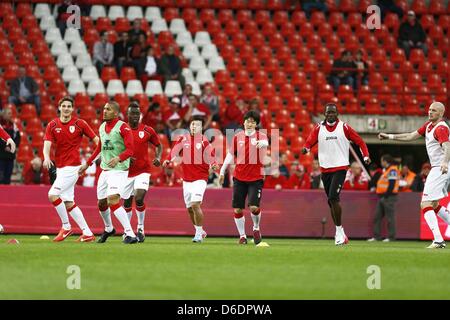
[129,33,149,78]
[329,50,356,93]
[200,84,220,122]
[397,11,428,59]
[164,97,183,137]
[248,97,268,129]
[368,162,383,192]
[354,50,369,90]
[287,163,311,190]
[264,167,288,190]
[8,66,41,115]
[0,108,20,184]
[93,31,114,74]
[142,102,164,133]
[23,157,50,185]
[399,163,416,192]
[310,159,323,189]
[223,97,246,131]
[378,0,404,22]
[279,153,290,177]
[114,32,132,75]
[159,45,186,89]
[411,162,430,192]
[141,47,162,87]
[153,162,182,187]
[301,0,328,18]
[343,161,369,190]
[128,19,146,45]
[179,94,212,130]
[180,84,192,108]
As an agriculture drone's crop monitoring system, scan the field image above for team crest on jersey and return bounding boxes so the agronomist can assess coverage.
[139,131,144,139]
[196,143,202,150]
[251,138,257,145]
[69,126,75,133]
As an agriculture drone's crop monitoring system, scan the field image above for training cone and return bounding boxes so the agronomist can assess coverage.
[40,235,50,240]
[7,239,19,244]
[256,242,270,247]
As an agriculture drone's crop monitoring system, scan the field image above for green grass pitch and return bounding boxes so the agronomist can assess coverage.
[1,235,450,300]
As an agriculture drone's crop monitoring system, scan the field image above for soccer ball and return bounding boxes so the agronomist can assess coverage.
[0,224,4,234]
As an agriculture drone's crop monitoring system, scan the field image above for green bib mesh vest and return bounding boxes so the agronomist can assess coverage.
[99,120,130,171]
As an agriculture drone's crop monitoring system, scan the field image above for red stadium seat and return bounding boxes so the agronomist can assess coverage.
[224,20,240,36]
[19,104,38,121]
[43,65,60,82]
[215,70,231,85]
[291,11,306,26]
[75,93,91,107]
[279,83,295,100]
[163,8,179,22]
[114,93,130,109]
[235,10,252,24]
[252,70,268,86]
[240,82,257,100]
[299,22,314,37]
[283,123,299,141]
[25,117,43,135]
[409,49,425,65]
[347,13,362,28]
[199,9,215,23]
[234,70,250,85]
[411,0,428,15]
[390,48,406,66]
[222,82,238,99]
[287,33,303,50]
[0,51,15,68]
[242,20,258,37]
[310,12,326,26]
[407,73,422,89]
[120,67,137,84]
[227,57,243,73]
[388,73,404,92]
[231,32,247,48]
[30,131,45,150]
[283,58,299,75]
[339,0,356,12]
[329,12,344,28]
[16,144,34,164]
[325,34,340,52]
[115,17,131,33]
[318,84,335,102]
[275,109,290,127]
[254,10,271,26]
[290,136,305,154]
[271,70,287,87]
[217,9,233,25]
[93,93,109,110]
[244,57,260,73]
[181,8,198,24]
[338,85,354,102]
[96,17,113,32]
[206,19,222,35]
[260,83,277,100]
[3,64,19,81]
[79,105,97,119]
[263,57,279,73]
[365,98,382,114]
[291,71,307,87]
[101,66,119,83]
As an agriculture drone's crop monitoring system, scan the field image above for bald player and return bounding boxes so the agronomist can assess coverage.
[379,101,450,249]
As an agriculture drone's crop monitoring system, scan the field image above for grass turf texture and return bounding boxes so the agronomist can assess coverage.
[1,235,450,299]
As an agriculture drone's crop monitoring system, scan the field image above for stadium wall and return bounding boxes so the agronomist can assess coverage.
[0,185,427,239]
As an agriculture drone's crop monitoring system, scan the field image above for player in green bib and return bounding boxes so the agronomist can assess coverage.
[79,101,138,244]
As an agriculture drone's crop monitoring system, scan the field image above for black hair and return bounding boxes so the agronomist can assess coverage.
[58,95,74,107]
[149,102,160,112]
[127,101,140,111]
[191,115,204,123]
[381,154,395,165]
[243,110,260,125]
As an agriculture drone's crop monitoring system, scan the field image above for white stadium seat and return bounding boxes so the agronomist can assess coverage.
[106,80,125,96]
[90,5,107,20]
[127,6,144,20]
[70,41,88,57]
[34,3,51,19]
[175,31,193,47]
[51,41,69,55]
[126,80,144,96]
[194,31,211,47]
[196,69,214,85]
[189,56,206,72]
[87,79,106,96]
[108,6,125,21]
[182,44,200,59]
[150,19,168,34]
[45,28,62,44]
[189,82,202,96]
[201,44,219,60]
[208,57,226,72]
[182,68,195,83]
[81,66,99,83]
[39,16,56,31]
[75,53,93,69]
[170,19,187,34]
[56,53,74,68]
[64,28,81,44]
[145,80,163,97]
[145,7,161,22]
[164,81,182,97]
[62,65,80,82]
[68,79,86,95]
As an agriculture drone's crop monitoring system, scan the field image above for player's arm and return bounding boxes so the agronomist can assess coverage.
[378,131,422,141]
[344,124,371,164]
[301,124,320,154]
[43,140,53,169]
[204,140,219,171]
[79,140,102,175]
[0,125,15,153]
[162,136,183,167]
[147,126,162,166]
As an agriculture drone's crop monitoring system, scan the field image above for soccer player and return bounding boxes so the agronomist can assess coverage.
[79,101,138,244]
[219,110,269,245]
[122,102,162,243]
[43,96,98,242]
[0,125,16,153]
[302,103,370,246]
[162,117,218,243]
[379,101,450,249]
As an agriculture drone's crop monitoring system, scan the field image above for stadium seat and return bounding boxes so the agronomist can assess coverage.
[51,41,69,56]
[114,18,131,33]
[40,16,56,31]
[64,29,82,45]
[120,67,137,84]
[75,53,93,69]
[176,31,193,47]
[196,69,214,85]
[74,93,91,107]
[194,31,211,47]
[151,19,168,34]
[87,79,106,96]
[125,80,144,97]
[127,6,144,20]
[106,80,125,96]
[68,79,86,95]
[108,6,125,21]
[240,83,258,100]
[26,118,44,136]
[93,93,109,110]
[56,53,74,69]
[145,7,162,22]
[145,80,163,97]
[34,3,51,19]
[19,104,37,121]
[79,105,97,119]
[164,81,182,97]
[45,28,62,44]
[182,43,200,59]
[62,66,80,82]
[170,18,187,35]
[189,56,207,72]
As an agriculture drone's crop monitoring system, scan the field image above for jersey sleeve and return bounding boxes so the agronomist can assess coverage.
[343,123,369,158]
[203,138,217,165]
[417,122,429,136]
[434,125,450,145]
[44,121,55,142]
[79,119,97,140]
[118,123,134,162]
[0,125,11,141]
[303,123,320,149]
[144,126,161,146]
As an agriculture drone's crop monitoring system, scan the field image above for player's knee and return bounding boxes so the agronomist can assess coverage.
[123,198,132,209]
[64,201,74,210]
[328,198,340,205]
[249,206,260,214]
[134,197,145,207]
[48,194,59,203]
[98,199,108,211]
[191,202,201,210]
[234,208,243,214]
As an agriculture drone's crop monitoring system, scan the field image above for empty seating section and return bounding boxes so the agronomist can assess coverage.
[1,1,449,166]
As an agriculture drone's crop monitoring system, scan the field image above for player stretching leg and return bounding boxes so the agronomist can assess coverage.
[43,96,98,242]
[163,117,218,243]
[122,102,162,243]
[379,101,450,249]
[79,101,138,244]
[219,110,269,245]
[302,103,370,246]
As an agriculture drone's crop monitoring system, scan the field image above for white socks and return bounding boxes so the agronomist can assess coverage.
[112,206,136,237]
[100,208,113,233]
[336,225,344,236]
[68,206,93,236]
[436,206,450,225]
[424,210,444,242]
[52,198,71,230]
[234,215,246,237]
[136,205,146,231]
[251,211,261,231]
[194,225,203,237]
[126,210,132,222]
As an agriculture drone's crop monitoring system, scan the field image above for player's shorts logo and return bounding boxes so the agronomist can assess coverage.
[139,131,144,139]
[69,126,75,133]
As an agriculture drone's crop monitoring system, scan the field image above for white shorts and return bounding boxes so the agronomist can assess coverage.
[422,166,450,202]
[183,180,207,208]
[122,173,151,199]
[97,170,128,199]
[48,166,80,202]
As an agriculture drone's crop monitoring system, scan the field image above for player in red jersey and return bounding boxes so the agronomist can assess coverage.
[163,117,218,243]
[219,110,269,245]
[0,125,16,153]
[122,102,162,243]
[43,96,99,242]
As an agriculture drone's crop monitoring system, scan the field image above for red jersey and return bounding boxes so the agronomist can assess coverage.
[178,103,211,121]
[44,117,96,168]
[170,134,216,182]
[153,171,183,187]
[287,173,311,189]
[417,120,450,144]
[231,130,268,182]
[0,125,11,141]
[129,124,161,177]
[264,174,288,189]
